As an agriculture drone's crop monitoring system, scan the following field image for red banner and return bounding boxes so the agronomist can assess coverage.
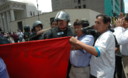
[0,37,71,78]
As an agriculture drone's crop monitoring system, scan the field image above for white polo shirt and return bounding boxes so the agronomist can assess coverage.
[90,30,115,78]
[114,27,128,56]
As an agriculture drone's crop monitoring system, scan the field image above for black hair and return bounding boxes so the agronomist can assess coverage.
[96,14,111,24]
[73,19,89,27]
[50,17,56,25]
[24,26,30,32]
[125,16,128,21]
[73,19,80,26]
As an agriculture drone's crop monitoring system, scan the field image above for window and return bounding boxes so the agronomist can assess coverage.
[33,12,35,16]
[30,11,32,16]
[78,0,81,4]
[78,6,81,8]
[83,5,86,8]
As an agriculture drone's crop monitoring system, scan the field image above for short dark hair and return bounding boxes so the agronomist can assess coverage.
[73,19,89,27]
[73,19,80,26]
[96,14,111,24]
[124,16,128,21]
[50,17,56,25]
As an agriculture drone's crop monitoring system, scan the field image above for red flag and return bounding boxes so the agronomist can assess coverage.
[0,37,71,78]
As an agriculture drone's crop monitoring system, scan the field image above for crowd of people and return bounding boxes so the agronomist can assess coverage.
[0,11,128,78]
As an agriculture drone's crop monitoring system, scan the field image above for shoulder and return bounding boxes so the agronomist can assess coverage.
[82,34,94,41]
[101,30,114,38]
[114,27,125,31]
[82,34,94,40]
[98,31,114,43]
[46,27,58,33]
[85,34,94,38]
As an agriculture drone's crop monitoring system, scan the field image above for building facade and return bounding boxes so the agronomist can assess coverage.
[104,0,125,16]
[52,0,125,16]
[0,0,40,32]
[10,9,100,32]
[120,0,125,13]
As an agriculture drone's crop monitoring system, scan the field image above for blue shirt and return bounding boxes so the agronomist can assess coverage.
[0,58,9,78]
[70,34,94,67]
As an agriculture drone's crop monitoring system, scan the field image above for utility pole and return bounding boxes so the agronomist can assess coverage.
[36,0,40,20]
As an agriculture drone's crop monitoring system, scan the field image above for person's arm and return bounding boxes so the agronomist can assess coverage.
[36,28,50,35]
[39,28,54,39]
[71,44,83,50]
[114,19,128,45]
[0,58,9,78]
[71,35,94,51]
[70,37,98,56]
[114,28,128,45]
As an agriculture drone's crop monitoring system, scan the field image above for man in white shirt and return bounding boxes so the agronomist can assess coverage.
[70,14,115,78]
[114,15,128,78]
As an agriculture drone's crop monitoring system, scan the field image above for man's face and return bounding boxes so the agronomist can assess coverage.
[51,21,58,28]
[35,25,42,32]
[58,20,68,31]
[123,20,128,28]
[74,25,83,37]
[94,16,108,33]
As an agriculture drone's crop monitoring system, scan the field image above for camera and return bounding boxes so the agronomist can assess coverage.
[82,26,101,41]
[83,26,96,35]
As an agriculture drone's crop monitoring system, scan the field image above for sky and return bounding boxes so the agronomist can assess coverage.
[124,0,128,13]
[35,0,52,13]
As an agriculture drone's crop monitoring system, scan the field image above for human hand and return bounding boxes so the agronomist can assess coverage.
[69,37,78,44]
[115,18,124,27]
[70,37,83,50]
[119,12,124,19]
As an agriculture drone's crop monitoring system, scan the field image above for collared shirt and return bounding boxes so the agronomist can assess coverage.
[114,27,128,56]
[90,30,115,78]
[70,34,94,67]
[0,58,9,78]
